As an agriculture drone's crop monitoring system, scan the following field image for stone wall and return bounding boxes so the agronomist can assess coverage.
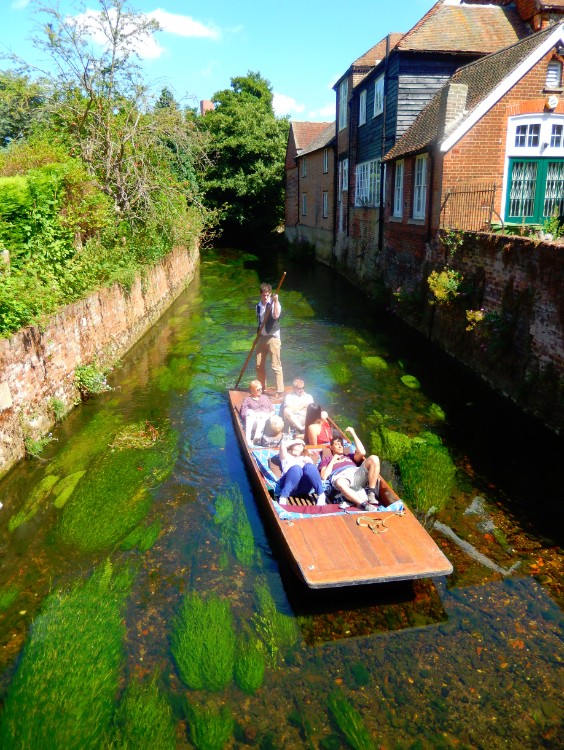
[0,244,199,477]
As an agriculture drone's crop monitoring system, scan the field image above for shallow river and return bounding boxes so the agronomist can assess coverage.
[0,249,562,749]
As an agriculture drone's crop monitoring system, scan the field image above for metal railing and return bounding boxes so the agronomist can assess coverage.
[440,183,498,231]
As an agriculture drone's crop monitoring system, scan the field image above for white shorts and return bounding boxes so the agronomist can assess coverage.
[330,464,368,491]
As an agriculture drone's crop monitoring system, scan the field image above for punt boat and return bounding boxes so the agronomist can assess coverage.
[228,387,453,589]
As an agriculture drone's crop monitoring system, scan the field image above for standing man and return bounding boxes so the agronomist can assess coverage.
[256,282,284,397]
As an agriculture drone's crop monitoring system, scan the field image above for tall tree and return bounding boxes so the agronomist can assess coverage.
[0,71,46,147]
[20,0,205,240]
[198,71,289,241]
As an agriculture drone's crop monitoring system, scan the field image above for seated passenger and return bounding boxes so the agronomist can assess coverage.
[304,402,333,445]
[277,437,326,506]
[282,377,313,435]
[318,427,381,510]
[259,415,285,448]
[240,379,274,444]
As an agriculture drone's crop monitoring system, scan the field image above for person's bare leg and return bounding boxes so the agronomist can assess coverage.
[363,455,381,501]
[334,478,366,507]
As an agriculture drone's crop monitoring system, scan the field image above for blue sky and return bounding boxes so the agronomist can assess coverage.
[1,0,433,120]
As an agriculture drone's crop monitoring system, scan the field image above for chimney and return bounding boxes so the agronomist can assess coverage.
[200,100,214,116]
[437,83,468,139]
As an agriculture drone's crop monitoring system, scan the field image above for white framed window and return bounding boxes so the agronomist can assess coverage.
[359,90,367,126]
[340,158,349,192]
[322,191,329,218]
[339,79,348,131]
[302,193,307,216]
[508,115,564,157]
[302,156,307,178]
[323,148,329,174]
[413,155,427,219]
[393,160,404,217]
[546,60,562,89]
[354,159,382,207]
[373,76,384,117]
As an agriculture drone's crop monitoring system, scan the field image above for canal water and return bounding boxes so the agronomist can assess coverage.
[0,248,562,749]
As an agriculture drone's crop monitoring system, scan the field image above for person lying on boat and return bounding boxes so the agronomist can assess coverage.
[240,380,275,444]
[282,378,314,436]
[319,429,381,511]
[276,437,326,506]
[304,402,332,445]
[258,415,285,448]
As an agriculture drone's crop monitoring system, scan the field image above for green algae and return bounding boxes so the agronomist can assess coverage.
[327,691,376,750]
[398,438,456,513]
[171,592,236,691]
[0,560,134,750]
[234,632,265,694]
[120,520,161,552]
[48,410,124,477]
[252,579,299,668]
[214,485,255,567]
[361,355,388,372]
[343,344,360,355]
[429,402,446,421]
[8,473,60,531]
[400,374,421,390]
[0,587,19,612]
[207,424,226,450]
[112,673,176,750]
[328,362,352,385]
[155,357,194,392]
[370,426,412,463]
[185,701,234,750]
[52,471,86,508]
[228,338,254,352]
[57,426,178,551]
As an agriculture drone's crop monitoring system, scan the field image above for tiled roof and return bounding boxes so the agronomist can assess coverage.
[384,23,558,161]
[398,0,529,54]
[290,122,333,153]
[299,123,335,156]
[353,34,404,67]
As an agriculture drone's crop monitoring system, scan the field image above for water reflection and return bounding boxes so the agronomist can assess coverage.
[0,248,562,748]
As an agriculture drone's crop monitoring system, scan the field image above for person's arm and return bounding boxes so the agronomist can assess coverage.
[345,426,366,459]
[319,454,338,480]
[240,397,250,421]
[279,438,289,461]
[307,423,321,445]
[271,293,281,319]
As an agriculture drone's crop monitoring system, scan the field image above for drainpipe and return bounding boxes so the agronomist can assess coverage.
[331,123,338,266]
[426,149,434,244]
[378,34,391,252]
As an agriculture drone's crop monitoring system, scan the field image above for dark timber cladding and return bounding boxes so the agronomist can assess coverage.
[228,388,453,589]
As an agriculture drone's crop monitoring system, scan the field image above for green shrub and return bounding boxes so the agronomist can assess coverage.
[185,702,234,750]
[398,439,456,513]
[327,691,375,750]
[75,363,111,396]
[171,592,236,691]
[112,673,176,750]
[0,561,133,750]
[234,633,265,694]
[50,397,67,422]
[370,426,412,463]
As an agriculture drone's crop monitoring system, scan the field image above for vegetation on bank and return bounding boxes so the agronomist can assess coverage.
[0,0,288,338]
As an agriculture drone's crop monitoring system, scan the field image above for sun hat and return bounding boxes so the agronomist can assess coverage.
[286,437,305,449]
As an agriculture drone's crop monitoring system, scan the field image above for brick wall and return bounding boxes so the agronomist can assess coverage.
[0,244,199,476]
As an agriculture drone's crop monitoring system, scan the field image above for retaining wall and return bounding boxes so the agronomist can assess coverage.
[0,244,199,476]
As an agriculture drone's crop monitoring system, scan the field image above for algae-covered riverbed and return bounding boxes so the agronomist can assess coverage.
[0,249,562,749]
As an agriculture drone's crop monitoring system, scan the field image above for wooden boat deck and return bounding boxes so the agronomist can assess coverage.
[229,388,453,589]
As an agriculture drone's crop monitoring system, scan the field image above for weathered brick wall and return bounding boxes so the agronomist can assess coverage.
[388,231,564,432]
[297,148,334,234]
[0,244,199,476]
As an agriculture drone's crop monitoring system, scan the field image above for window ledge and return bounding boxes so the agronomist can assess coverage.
[408,218,426,225]
[390,215,403,222]
[543,87,563,93]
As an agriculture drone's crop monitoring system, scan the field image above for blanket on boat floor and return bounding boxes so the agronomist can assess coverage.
[250,447,404,519]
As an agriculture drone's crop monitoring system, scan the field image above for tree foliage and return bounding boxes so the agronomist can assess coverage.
[0,71,47,147]
[198,71,289,241]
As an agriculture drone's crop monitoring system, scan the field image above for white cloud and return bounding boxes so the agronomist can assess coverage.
[273,92,305,117]
[11,0,31,8]
[148,9,220,40]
